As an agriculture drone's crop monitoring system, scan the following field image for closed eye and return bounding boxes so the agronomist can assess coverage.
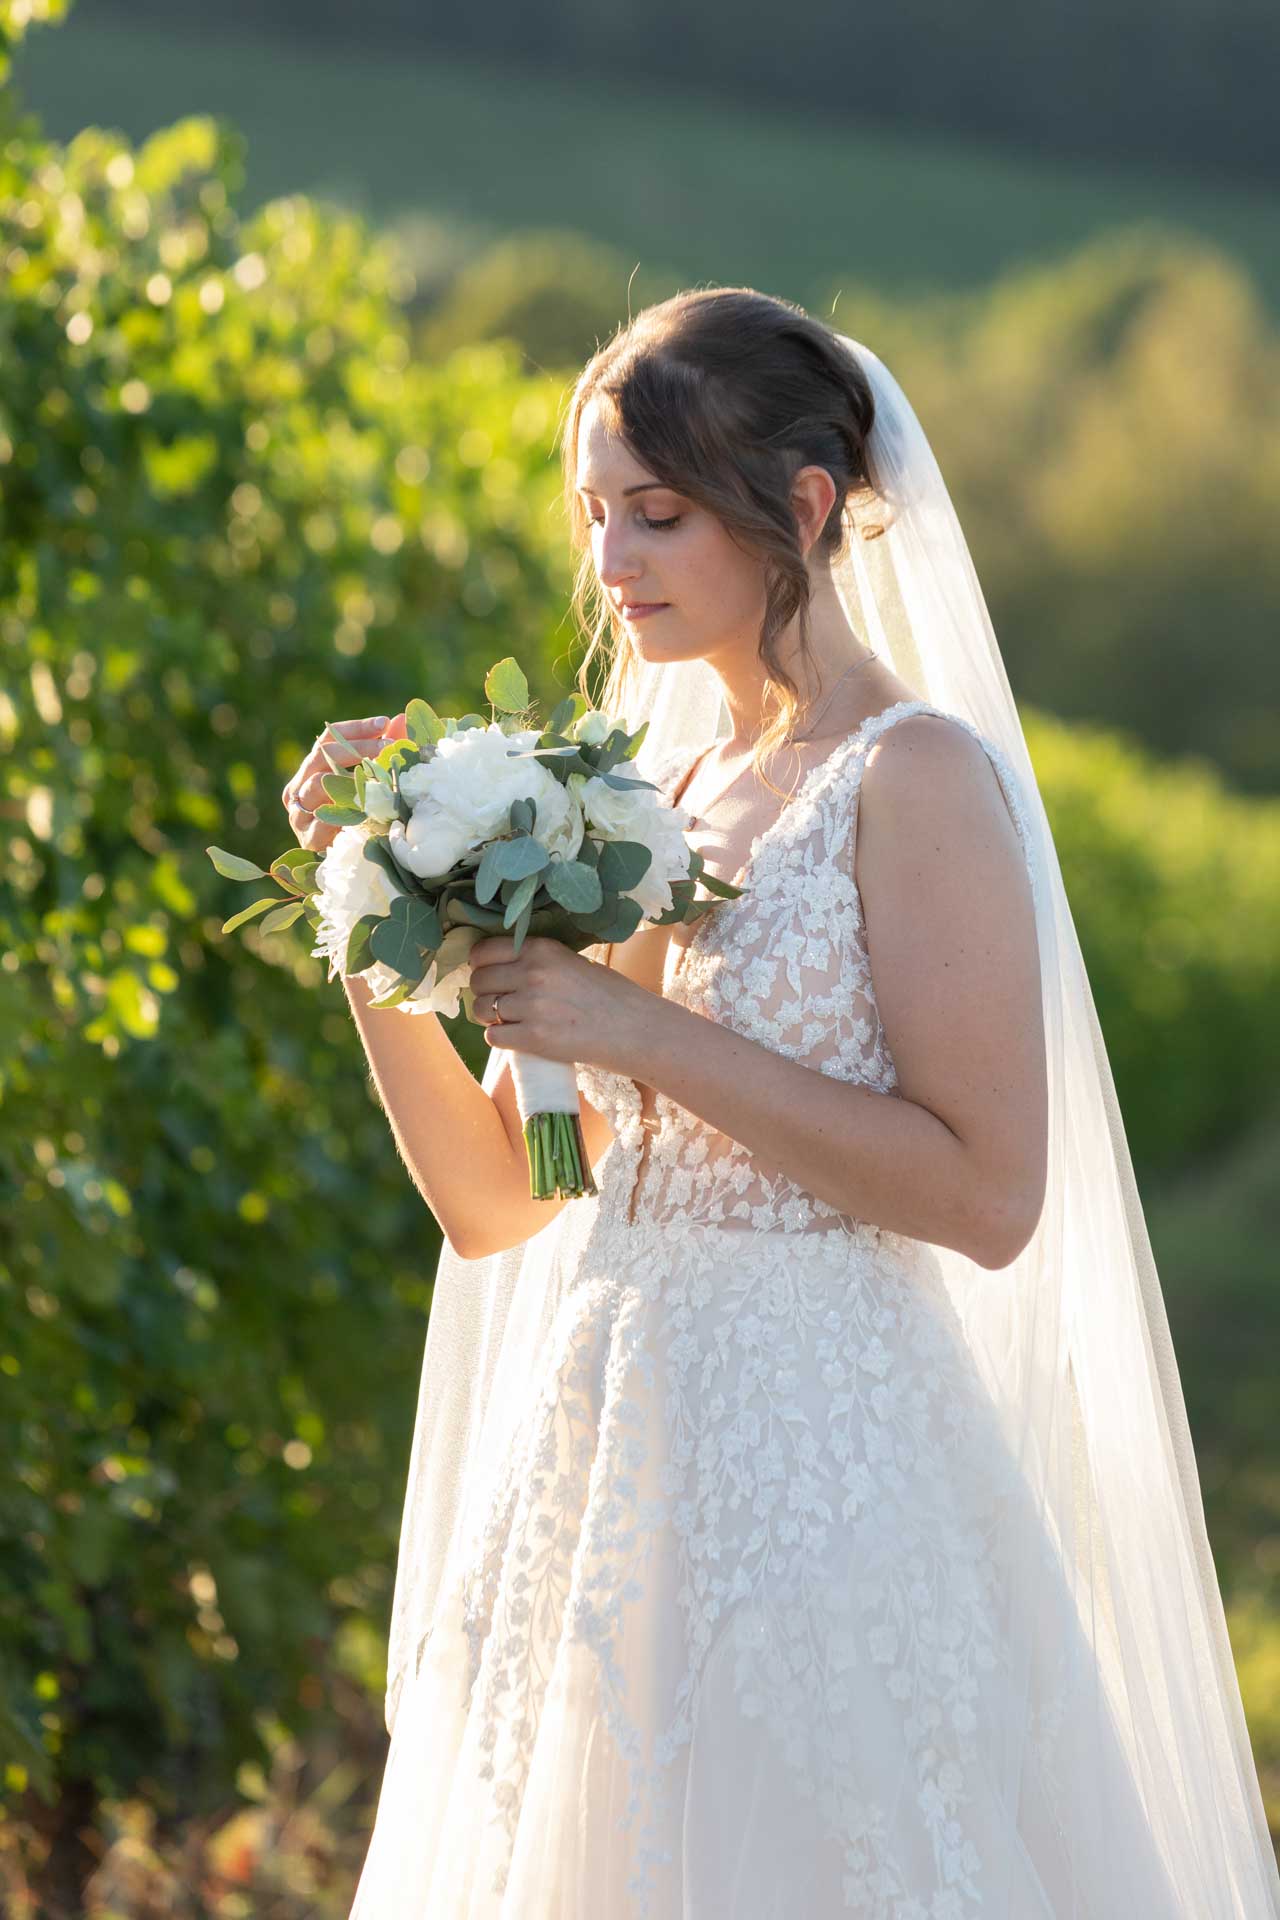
[586,512,682,533]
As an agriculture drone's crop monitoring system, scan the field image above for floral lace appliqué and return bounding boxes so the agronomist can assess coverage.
[453,702,1045,1916]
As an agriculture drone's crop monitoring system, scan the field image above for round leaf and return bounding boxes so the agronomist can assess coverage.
[596,839,653,894]
[543,859,603,914]
[405,698,445,747]
[484,656,530,713]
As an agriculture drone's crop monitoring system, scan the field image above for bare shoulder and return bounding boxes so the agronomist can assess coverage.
[859,710,1029,880]
[854,708,1046,1268]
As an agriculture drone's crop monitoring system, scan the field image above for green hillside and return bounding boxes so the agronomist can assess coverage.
[13,11,1280,317]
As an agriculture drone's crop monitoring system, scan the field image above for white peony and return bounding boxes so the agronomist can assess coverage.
[389,723,584,880]
[575,772,696,919]
[387,803,475,879]
[310,824,477,1017]
[311,824,397,978]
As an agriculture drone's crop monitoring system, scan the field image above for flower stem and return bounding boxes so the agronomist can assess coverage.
[522,1109,598,1201]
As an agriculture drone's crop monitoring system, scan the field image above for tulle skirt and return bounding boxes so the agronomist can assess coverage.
[349,1218,1186,1918]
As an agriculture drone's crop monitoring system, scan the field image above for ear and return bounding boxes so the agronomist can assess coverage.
[790,464,838,556]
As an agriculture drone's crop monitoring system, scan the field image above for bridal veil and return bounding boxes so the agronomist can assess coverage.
[382,330,1279,1914]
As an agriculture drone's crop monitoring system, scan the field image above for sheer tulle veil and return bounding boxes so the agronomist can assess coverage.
[382,332,1279,1912]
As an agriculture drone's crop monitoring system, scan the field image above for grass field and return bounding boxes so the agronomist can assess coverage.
[14,9,1280,315]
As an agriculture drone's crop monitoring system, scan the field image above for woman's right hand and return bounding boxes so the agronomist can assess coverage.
[281,711,407,854]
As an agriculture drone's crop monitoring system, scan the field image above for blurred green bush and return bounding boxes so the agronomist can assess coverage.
[0,99,580,1884]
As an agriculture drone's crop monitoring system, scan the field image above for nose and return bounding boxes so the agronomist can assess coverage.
[594,518,645,592]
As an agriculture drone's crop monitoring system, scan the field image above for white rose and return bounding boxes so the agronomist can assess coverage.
[392,723,583,878]
[578,772,695,918]
[361,779,398,824]
[573,709,611,746]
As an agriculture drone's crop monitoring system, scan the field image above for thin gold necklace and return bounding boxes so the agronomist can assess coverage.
[677,648,879,823]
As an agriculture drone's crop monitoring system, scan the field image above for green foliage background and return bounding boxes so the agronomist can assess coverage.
[2,1,1278,1902]
[0,88,575,1852]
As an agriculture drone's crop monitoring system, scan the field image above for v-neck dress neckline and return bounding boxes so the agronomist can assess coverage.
[664,699,929,984]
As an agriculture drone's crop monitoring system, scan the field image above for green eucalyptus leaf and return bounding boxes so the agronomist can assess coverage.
[258,900,307,934]
[502,870,542,928]
[221,896,283,934]
[314,804,365,825]
[695,870,746,899]
[596,839,653,894]
[270,850,320,897]
[272,846,318,873]
[509,894,536,954]
[484,657,529,713]
[207,846,268,882]
[543,859,603,914]
[445,896,508,932]
[368,894,442,979]
[592,727,635,771]
[344,913,382,974]
[362,836,412,895]
[405,698,446,747]
[321,772,358,806]
[375,739,419,772]
[367,977,414,1010]
[475,834,550,905]
[596,769,659,792]
[570,895,646,943]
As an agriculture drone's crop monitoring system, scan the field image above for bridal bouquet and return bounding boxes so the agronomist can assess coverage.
[207,657,743,1200]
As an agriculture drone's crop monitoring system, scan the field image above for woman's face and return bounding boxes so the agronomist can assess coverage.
[574,396,766,670]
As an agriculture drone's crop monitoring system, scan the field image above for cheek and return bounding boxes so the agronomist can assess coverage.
[688,527,765,625]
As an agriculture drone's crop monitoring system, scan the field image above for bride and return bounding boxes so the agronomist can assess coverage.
[284,292,1278,1916]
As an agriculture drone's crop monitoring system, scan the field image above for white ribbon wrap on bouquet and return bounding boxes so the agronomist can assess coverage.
[504,1048,581,1123]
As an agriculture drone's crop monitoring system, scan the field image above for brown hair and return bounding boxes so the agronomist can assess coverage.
[560,287,879,801]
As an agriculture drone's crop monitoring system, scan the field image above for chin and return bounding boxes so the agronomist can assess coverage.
[630,625,702,667]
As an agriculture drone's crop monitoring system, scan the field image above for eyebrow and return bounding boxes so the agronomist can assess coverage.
[575,480,668,497]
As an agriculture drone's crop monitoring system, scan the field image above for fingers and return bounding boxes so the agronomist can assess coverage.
[475,989,519,1027]
[469,935,523,967]
[467,959,523,995]
[281,718,392,811]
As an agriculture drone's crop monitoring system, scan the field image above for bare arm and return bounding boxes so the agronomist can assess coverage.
[342,971,615,1260]
[282,710,614,1259]
[604,717,1047,1268]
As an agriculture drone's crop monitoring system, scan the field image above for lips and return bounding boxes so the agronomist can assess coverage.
[620,601,668,616]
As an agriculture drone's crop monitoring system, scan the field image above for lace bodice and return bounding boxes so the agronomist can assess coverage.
[576,699,1037,1242]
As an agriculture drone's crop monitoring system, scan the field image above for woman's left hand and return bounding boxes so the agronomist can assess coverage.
[468,935,654,1075]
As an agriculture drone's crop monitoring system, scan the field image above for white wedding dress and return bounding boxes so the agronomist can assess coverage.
[349,701,1199,1917]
